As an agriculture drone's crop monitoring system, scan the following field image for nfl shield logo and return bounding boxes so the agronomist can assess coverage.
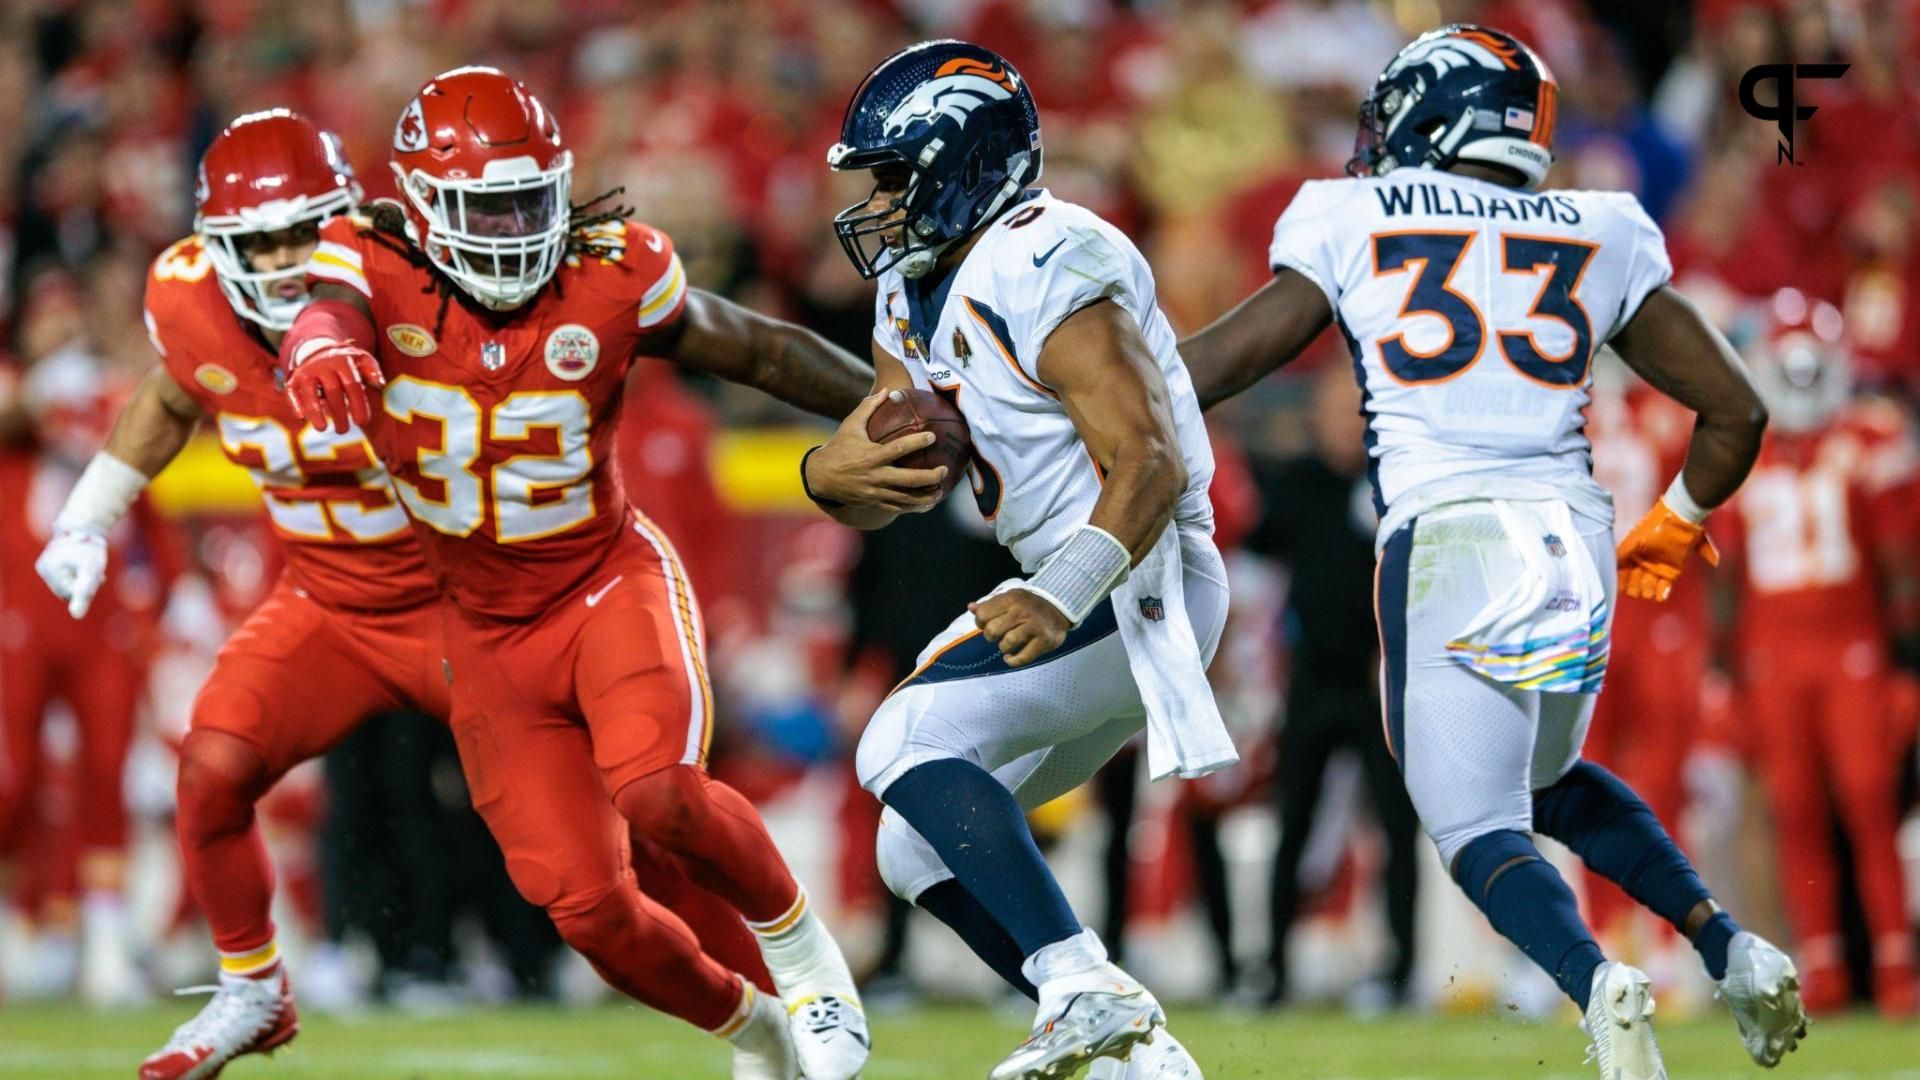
[481,341,506,371]
[1543,533,1566,558]
[1137,596,1165,622]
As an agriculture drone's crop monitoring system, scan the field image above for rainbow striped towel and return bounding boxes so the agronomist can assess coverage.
[1445,500,1611,694]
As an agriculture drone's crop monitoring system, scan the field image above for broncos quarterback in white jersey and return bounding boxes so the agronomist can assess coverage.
[1183,24,1805,1080]
[804,40,1221,1080]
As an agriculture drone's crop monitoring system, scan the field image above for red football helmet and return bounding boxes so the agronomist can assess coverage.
[389,66,573,310]
[196,109,362,331]
[1747,286,1852,433]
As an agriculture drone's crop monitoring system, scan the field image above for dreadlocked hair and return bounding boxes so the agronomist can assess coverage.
[568,186,634,258]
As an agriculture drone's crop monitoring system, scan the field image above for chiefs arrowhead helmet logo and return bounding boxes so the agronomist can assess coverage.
[395,99,428,153]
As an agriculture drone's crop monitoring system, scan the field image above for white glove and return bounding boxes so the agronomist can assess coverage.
[36,524,109,618]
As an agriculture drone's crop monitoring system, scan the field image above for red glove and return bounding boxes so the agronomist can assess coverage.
[286,336,384,433]
[1616,498,1719,602]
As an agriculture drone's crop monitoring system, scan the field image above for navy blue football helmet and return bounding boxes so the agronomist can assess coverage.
[1348,25,1558,189]
[828,40,1042,279]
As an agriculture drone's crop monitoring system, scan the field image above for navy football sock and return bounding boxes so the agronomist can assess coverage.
[1533,761,1739,978]
[916,879,1038,1000]
[881,759,1081,957]
[1691,911,1739,981]
[1454,829,1606,1009]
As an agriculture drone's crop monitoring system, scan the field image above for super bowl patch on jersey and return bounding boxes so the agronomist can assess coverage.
[387,323,438,357]
[545,324,600,381]
[194,363,238,395]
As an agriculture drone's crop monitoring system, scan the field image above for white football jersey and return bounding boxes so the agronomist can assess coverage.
[872,190,1215,571]
[1268,168,1673,541]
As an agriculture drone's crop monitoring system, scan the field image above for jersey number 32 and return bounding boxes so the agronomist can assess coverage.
[383,377,594,543]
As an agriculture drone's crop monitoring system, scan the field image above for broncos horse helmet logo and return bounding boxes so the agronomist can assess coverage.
[881,58,1020,140]
[1387,29,1526,82]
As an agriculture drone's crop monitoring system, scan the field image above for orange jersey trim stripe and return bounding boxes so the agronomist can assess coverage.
[888,628,987,698]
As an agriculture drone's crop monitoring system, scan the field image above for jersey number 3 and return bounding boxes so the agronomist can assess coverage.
[1372,231,1596,388]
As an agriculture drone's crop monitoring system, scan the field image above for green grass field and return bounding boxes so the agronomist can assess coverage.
[0,1002,1911,1079]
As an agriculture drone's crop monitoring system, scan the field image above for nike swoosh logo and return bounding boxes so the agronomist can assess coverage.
[585,575,624,607]
[1031,239,1067,268]
[645,233,665,253]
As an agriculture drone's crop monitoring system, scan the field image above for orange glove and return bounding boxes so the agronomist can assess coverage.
[1617,498,1719,602]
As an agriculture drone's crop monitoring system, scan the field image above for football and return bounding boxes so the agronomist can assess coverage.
[866,388,973,500]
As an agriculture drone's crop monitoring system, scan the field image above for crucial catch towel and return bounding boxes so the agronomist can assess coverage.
[1444,499,1610,694]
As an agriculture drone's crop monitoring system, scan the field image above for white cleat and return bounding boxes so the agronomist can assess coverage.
[990,969,1166,1080]
[1087,1027,1201,1079]
[140,969,300,1080]
[1716,931,1808,1067]
[726,983,800,1080]
[752,892,870,1080]
[1583,962,1667,1080]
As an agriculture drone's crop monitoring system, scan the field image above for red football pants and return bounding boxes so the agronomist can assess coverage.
[178,577,449,956]
[0,598,144,866]
[1746,629,1912,975]
[444,513,797,1029]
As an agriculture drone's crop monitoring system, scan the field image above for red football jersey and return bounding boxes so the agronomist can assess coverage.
[1728,398,1920,636]
[145,235,436,611]
[308,216,689,619]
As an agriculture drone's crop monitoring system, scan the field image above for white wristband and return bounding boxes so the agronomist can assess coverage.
[1662,474,1710,525]
[1023,524,1131,626]
[55,452,149,534]
[290,336,342,366]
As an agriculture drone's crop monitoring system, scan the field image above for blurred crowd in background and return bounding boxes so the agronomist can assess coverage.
[2,0,1919,1028]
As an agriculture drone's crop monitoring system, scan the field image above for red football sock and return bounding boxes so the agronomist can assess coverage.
[630,830,775,993]
[176,730,279,961]
[614,765,800,924]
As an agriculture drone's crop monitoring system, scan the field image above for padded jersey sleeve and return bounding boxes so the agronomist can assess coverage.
[1266,180,1345,308]
[1602,192,1674,343]
[307,215,374,300]
[627,222,689,332]
[143,240,208,389]
[994,208,1151,389]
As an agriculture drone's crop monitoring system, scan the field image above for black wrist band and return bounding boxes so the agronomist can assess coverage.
[800,445,845,509]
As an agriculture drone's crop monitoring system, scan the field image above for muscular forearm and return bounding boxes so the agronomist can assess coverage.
[104,369,201,478]
[1087,438,1185,564]
[1181,317,1284,412]
[745,320,872,421]
[1179,269,1332,411]
[1678,407,1767,510]
[1613,287,1768,512]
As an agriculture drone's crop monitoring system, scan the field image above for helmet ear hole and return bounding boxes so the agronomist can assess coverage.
[962,151,983,193]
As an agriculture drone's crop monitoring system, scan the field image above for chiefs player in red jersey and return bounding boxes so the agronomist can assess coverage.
[41,109,794,1080]
[280,68,917,1080]
[2,278,178,1006]
[34,109,435,1079]
[1585,367,1714,950]
[1723,289,1919,1017]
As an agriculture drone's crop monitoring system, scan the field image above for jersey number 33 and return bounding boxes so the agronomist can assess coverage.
[1372,230,1597,388]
